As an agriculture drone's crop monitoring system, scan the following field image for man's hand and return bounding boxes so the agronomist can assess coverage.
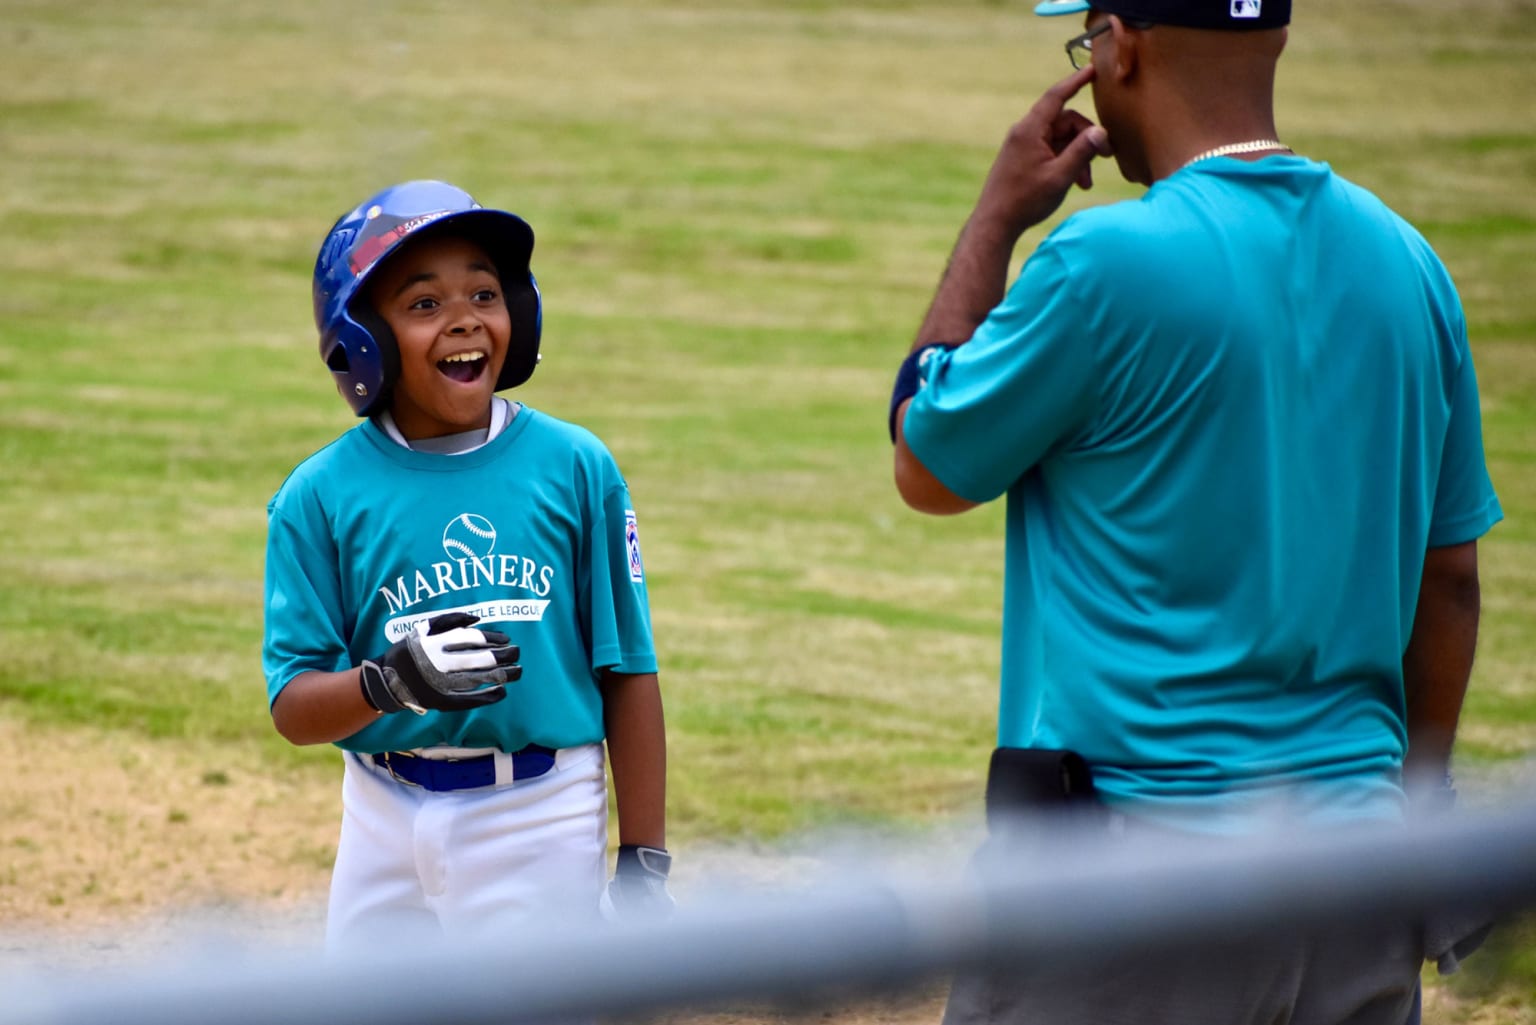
[600,845,676,922]
[909,65,1112,355]
[1412,777,1497,975]
[974,65,1112,241]
[360,612,520,715]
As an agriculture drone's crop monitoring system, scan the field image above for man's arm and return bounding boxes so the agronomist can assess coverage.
[893,65,1109,515]
[893,397,979,515]
[1402,540,1481,791]
[1404,540,1496,974]
[909,65,1107,353]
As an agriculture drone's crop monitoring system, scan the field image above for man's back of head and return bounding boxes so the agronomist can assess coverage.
[1039,0,1290,183]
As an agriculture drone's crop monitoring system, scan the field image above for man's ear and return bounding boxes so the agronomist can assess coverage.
[1107,15,1141,82]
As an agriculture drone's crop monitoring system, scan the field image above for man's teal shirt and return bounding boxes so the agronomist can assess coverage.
[904,157,1502,826]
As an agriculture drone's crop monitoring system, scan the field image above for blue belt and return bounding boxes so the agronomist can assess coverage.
[371,745,557,792]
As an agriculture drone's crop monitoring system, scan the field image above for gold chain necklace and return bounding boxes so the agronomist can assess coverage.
[1181,139,1292,170]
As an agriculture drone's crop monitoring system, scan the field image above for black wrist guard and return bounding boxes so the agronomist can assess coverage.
[617,844,672,879]
[889,342,960,443]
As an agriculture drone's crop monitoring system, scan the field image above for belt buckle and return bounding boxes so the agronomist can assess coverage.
[378,751,422,788]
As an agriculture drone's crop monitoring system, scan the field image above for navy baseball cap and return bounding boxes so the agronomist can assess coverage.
[1033,0,1289,29]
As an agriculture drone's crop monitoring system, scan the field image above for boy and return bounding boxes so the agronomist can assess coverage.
[263,180,672,945]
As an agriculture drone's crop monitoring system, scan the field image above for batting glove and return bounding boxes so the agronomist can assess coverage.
[600,845,676,922]
[360,612,520,715]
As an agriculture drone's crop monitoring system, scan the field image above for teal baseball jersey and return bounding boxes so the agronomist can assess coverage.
[904,156,1502,827]
[263,407,657,754]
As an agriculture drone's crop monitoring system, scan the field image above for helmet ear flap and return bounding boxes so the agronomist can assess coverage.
[496,277,543,391]
[326,308,400,416]
[352,305,400,416]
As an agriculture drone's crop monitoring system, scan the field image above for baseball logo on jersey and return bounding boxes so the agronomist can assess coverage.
[625,509,644,583]
[443,513,496,560]
[377,512,556,641]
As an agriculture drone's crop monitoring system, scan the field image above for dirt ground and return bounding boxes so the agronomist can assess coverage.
[0,717,337,932]
[0,716,949,1022]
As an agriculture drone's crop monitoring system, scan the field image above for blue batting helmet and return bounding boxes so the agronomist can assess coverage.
[312,180,543,417]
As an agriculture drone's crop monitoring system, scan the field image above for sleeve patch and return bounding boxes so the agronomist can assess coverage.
[624,509,645,583]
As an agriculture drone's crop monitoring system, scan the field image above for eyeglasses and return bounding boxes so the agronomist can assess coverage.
[1065,22,1111,70]
[1065,19,1152,70]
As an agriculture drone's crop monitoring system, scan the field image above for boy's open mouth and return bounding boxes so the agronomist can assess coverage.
[438,350,488,383]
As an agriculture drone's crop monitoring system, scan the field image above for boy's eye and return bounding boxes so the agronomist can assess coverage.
[473,288,499,303]
[409,296,439,311]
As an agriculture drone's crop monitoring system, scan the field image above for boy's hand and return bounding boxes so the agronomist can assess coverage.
[360,613,520,715]
[600,845,676,921]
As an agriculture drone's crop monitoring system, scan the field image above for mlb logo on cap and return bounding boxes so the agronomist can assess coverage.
[1231,0,1261,17]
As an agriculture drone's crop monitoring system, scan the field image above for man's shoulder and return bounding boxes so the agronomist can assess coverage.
[1033,195,1194,292]
[1316,166,1428,235]
[1052,194,1151,238]
[1048,161,1445,273]
[1307,166,1458,298]
[1046,192,1189,264]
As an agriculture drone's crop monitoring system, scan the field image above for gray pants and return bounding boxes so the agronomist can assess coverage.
[942,918,1421,1025]
[942,812,1422,1025]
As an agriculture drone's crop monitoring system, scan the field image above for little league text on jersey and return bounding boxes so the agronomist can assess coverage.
[384,599,553,643]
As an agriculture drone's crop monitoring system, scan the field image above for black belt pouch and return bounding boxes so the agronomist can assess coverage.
[984,747,1100,832]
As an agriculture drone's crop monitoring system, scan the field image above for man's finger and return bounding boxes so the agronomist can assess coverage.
[1065,125,1112,189]
[1049,109,1099,154]
[1080,125,1112,158]
[1034,64,1096,116]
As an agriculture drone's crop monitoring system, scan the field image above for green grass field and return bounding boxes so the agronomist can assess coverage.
[2,0,1534,1016]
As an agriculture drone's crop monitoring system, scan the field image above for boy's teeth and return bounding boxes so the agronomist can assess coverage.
[438,350,488,383]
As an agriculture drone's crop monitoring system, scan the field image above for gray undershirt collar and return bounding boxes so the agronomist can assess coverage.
[376,397,517,454]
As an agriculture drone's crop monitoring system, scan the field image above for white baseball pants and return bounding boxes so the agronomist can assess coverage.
[326,743,608,948]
